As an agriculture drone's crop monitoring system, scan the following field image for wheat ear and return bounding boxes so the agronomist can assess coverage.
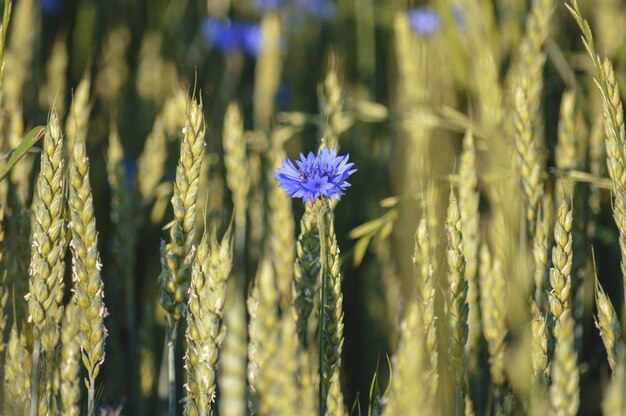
[184,226,234,416]
[67,119,107,416]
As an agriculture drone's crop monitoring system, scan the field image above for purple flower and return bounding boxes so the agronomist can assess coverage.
[200,18,262,56]
[274,148,356,202]
[408,7,441,37]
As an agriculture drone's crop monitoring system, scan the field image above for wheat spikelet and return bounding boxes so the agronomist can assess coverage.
[253,11,282,132]
[137,89,187,203]
[555,90,578,201]
[414,217,438,408]
[3,0,34,116]
[595,280,624,373]
[319,209,345,409]
[184,226,233,415]
[479,245,507,385]
[533,201,551,311]
[247,259,279,399]
[549,310,579,416]
[65,71,91,156]
[67,117,107,408]
[531,299,549,384]
[4,322,31,414]
[268,128,296,310]
[602,351,626,414]
[223,103,249,230]
[39,34,68,117]
[135,33,179,106]
[319,68,351,150]
[27,111,66,353]
[514,82,543,230]
[382,301,427,416]
[218,284,247,416]
[256,309,302,415]
[459,129,481,364]
[96,26,131,105]
[158,94,206,325]
[517,0,555,131]
[445,190,468,413]
[549,200,573,326]
[139,309,156,401]
[293,208,320,348]
[58,300,80,416]
[567,0,626,313]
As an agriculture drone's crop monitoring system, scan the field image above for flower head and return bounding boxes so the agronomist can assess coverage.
[408,7,441,37]
[200,18,262,56]
[274,147,356,202]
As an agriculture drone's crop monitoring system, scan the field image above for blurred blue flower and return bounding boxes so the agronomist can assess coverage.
[256,0,337,22]
[452,5,466,33]
[257,0,287,12]
[408,7,441,37]
[201,18,262,57]
[275,84,292,112]
[275,148,356,202]
[123,156,137,187]
[40,0,63,15]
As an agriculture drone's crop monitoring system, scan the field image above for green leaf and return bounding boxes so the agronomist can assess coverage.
[0,126,45,181]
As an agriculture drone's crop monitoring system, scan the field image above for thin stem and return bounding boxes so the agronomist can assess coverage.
[29,338,41,416]
[125,277,139,415]
[317,211,327,416]
[167,325,177,416]
[455,386,462,416]
[88,380,95,416]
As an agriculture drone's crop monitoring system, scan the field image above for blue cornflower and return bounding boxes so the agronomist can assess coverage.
[200,18,262,56]
[274,148,356,202]
[408,7,441,37]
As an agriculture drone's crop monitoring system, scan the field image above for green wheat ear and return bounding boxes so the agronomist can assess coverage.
[158,93,206,326]
[67,115,107,414]
[184,224,234,415]
[445,190,469,414]
[27,111,66,353]
[293,208,320,349]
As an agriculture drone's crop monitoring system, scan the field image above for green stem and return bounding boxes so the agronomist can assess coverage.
[88,379,95,416]
[29,338,41,416]
[317,211,327,416]
[167,325,177,416]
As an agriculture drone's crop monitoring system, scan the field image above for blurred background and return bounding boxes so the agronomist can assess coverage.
[5,0,626,414]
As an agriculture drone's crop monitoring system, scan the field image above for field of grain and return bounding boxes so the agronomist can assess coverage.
[0,0,624,414]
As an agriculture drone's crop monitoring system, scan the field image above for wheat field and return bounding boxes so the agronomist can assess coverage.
[0,0,624,414]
